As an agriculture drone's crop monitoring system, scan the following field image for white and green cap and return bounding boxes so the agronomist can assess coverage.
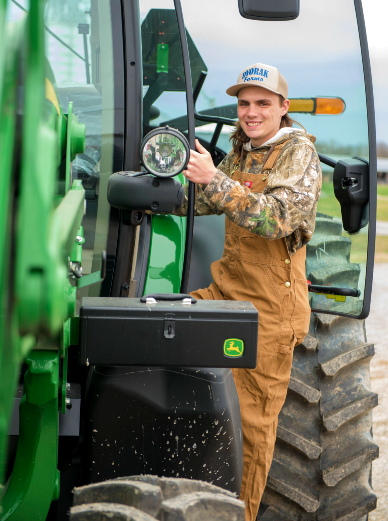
[226,63,288,99]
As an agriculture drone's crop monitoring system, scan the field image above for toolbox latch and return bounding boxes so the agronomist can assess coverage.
[164,314,175,339]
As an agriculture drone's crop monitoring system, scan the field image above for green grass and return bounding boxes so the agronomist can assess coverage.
[377,185,388,197]
[318,182,388,221]
[316,182,388,263]
[377,185,388,221]
[346,234,388,264]
[347,233,368,264]
[317,182,341,218]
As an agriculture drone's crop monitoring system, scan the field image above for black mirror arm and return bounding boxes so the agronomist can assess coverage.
[317,153,338,168]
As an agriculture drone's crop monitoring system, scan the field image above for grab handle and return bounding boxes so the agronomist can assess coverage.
[140,293,197,303]
[308,285,360,297]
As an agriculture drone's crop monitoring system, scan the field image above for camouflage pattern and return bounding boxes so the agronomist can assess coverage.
[174,130,322,256]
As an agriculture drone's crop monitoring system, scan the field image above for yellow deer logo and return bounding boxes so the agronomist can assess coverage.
[224,339,244,357]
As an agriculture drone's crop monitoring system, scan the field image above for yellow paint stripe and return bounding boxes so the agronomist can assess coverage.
[289,99,315,113]
[45,78,60,115]
[288,97,345,115]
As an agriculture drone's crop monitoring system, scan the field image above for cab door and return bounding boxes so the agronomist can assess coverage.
[179,0,376,319]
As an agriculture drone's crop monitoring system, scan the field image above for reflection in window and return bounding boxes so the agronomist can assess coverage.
[45,0,91,84]
[44,0,115,298]
[140,2,198,129]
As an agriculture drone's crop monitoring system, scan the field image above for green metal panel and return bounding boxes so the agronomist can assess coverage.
[144,175,186,294]
[65,102,86,194]
[0,10,25,498]
[14,0,62,335]
[0,0,86,516]
[1,352,60,521]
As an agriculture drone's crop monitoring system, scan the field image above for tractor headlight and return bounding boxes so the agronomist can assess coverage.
[140,126,189,178]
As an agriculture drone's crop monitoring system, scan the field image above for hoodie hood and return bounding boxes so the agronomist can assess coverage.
[244,127,316,151]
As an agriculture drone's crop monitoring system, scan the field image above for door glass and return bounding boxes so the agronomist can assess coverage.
[140,1,206,130]
[140,0,190,294]
[6,0,28,23]
[181,0,370,317]
[44,0,116,297]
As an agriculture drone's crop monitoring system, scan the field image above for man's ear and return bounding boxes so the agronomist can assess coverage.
[282,98,290,116]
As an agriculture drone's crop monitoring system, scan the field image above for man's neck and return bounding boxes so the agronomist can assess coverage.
[250,127,296,149]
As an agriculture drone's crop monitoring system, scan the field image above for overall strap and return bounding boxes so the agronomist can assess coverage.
[238,137,293,173]
[262,138,293,171]
[261,143,276,170]
[240,145,245,165]
[239,142,275,171]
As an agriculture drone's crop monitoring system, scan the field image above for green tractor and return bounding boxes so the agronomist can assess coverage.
[0,0,378,520]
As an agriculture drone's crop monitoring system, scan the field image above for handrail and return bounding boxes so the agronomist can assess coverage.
[308,285,360,298]
[174,0,195,294]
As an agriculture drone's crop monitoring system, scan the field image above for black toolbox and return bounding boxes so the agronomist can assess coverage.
[79,294,258,368]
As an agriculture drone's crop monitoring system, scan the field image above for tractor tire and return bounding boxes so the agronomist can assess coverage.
[258,313,378,521]
[70,475,245,521]
[258,212,378,520]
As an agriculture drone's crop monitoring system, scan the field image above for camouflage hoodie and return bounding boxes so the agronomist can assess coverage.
[174,128,322,257]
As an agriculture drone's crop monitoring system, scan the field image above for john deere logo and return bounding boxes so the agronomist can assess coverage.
[224,339,244,358]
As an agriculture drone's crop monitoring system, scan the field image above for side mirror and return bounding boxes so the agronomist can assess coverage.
[238,0,300,21]
[333,158,369,234]
[107,174,184,214]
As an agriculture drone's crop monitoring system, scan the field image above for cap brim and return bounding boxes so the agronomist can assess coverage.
[226,84,243,96]
[226,82,285,98]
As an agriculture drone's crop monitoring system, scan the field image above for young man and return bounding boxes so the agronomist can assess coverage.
[178,63,322,521]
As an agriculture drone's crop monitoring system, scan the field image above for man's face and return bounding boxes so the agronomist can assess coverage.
[237,86,290,147]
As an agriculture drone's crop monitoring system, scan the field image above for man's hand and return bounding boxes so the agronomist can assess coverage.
[183,139,218,185]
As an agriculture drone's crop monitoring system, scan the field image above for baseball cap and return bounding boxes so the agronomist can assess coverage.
[226,63,288,99]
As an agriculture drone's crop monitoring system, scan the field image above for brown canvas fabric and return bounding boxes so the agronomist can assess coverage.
[190,159,311,521]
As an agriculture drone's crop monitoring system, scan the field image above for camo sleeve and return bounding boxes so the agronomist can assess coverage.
[202,142,322,245]
[171,152,237,216]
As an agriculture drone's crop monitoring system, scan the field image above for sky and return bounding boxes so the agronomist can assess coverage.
[362,1,388,144]
[9,0,388,146]
[142,0,384,151]
[181,0,372,149]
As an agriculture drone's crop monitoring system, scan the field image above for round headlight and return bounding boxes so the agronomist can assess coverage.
[140,126,190,178]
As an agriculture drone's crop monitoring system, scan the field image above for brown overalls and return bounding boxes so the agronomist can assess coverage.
[190,143,311,521]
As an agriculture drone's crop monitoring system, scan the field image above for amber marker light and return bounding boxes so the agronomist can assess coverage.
[288,97,345,115]
[315,97,345,115]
